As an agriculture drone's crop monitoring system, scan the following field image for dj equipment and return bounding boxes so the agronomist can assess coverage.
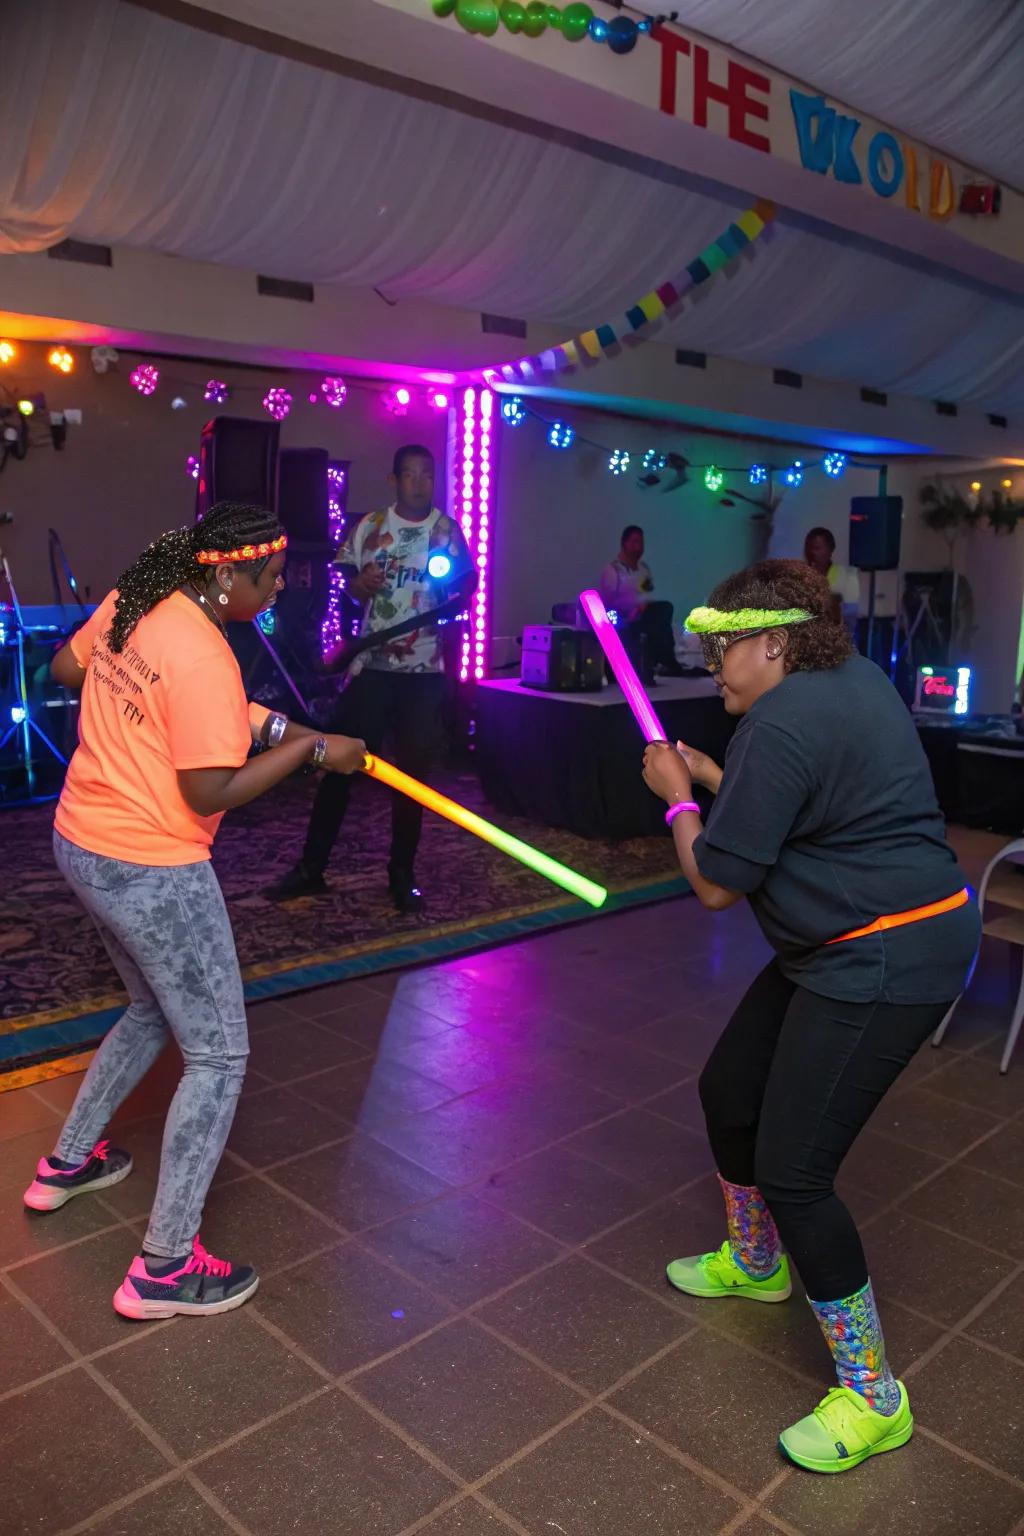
[0,548,70,804]
[912,664,972,718]
[849,495,903,571]
[521,625,603,692]
[195,416,280,518]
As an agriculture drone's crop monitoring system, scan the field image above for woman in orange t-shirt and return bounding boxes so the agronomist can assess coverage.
[23,502,366,1321]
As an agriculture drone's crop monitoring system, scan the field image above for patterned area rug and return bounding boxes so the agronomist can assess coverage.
[1,770,685,1077]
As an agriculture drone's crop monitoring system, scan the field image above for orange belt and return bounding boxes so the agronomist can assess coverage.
[827,888,969,946]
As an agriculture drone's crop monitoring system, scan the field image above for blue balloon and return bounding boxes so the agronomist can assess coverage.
[606,15,637,52]
[587,15,607,39]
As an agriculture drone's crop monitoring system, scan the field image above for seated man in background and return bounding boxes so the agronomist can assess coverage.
[599,525,682,676]
[804,526,860,631]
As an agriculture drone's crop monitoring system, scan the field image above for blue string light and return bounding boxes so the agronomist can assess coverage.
[609,449,631,476]
[823,451,847,478]
[643,449,667,472]
[502,395,527,426]
[749,463,768,486]
[548,421,574,449]
[783,461,804,487]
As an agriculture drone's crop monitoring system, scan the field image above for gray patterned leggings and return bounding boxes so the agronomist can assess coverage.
[53,831,249,1258]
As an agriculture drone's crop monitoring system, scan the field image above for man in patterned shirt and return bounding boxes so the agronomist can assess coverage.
[267,446,476,911]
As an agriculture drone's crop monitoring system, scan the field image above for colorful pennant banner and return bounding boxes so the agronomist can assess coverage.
[480,199,776,385]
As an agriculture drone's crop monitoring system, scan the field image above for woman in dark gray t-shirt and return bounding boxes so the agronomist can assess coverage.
[642,558,979,1477]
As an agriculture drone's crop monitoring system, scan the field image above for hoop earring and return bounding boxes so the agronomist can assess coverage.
[218,593,229,606]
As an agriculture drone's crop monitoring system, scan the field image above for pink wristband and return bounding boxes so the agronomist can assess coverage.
[665,801,700,827]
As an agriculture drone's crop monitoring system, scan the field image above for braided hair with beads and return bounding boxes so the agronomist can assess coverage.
[106,502,285,653]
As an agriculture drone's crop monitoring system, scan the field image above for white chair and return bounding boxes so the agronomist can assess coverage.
[932,837,1024,1073]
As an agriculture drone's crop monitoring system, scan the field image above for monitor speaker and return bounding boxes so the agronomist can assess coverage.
[273,448,331,677]
[849,495,903,570]
[195,416,280,519]
[278,448,330,546]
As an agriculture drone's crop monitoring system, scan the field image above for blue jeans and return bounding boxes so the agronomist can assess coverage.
[52,831,249,1258]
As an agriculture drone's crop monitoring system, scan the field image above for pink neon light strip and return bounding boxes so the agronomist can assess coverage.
[474,388,493,680]
[459,387,476,682]
[579,589,668,743]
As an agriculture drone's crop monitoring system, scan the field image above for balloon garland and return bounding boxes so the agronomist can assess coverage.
[431,0,658,51]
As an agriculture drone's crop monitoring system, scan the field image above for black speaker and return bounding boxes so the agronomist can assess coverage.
[278,448,330,545]
[195,416,280,518]
[849,496,903,570]
[521,626,603,692]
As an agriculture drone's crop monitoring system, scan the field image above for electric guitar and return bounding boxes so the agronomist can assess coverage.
[321,589,469,677]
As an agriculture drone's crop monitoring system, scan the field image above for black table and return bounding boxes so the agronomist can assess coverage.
[476,675,735,839]
[916,719,1024,833]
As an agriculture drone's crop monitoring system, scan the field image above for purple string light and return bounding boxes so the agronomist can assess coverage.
[204,379,229,403]
[321,375,348,408]
[186,454,199,479]
[130,364,159,396]
[321,463,349,657]
[263,387,292,421]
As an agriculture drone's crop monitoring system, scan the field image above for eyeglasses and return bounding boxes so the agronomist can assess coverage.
[699,628,770,674]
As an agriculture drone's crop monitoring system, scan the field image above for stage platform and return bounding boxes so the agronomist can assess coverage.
[476,675,734,839]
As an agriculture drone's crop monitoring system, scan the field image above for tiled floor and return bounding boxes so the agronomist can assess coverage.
[3,875,1024,1535]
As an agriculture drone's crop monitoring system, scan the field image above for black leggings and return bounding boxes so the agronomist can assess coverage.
[699,961,953,1301]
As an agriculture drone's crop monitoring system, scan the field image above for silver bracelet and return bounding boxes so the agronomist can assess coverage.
[268,713,288,747]
[310,735,328,768]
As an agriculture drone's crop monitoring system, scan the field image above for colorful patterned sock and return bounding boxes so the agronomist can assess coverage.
[717,1174,782,1278]
[809,1279,901,1416]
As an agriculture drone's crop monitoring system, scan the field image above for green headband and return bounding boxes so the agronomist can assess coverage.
[685,606,814,634]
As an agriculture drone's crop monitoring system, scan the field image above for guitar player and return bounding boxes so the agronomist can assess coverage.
[266,445,477,912]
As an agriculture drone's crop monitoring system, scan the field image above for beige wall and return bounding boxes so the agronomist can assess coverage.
[1,345,447,605]
[491,395,931,643]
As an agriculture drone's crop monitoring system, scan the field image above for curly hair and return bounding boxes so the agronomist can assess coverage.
[708,558,855,673]
[106,501,283,653]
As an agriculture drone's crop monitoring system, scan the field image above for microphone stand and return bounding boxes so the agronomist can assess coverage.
[0,544,69,802]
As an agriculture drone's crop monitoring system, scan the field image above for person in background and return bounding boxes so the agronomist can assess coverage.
[599,525,682,676]
[641,558,978,1475]
[23,503,366,1319]
[804,526,860,631]
[267,445,477,912]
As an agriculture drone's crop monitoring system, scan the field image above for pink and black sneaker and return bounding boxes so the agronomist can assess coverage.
[113,1237,259,1320]
[23,1139,133,1211]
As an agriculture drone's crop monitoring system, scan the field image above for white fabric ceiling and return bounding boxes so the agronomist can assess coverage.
[2,0,1023,413]
[672,0,1024,189]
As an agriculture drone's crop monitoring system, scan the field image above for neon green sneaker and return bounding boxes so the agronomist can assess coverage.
[779,1383,913,1473]
[666,1241,792,1302]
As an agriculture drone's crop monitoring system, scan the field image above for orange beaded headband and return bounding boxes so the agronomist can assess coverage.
[195,533,288,566]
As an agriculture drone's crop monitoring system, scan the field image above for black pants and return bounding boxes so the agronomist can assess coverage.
[302,670,444,878]
[699,960,953,1301]
[625,601,679,673]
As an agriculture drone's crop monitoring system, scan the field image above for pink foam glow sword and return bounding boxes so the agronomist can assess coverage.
[578,589,669,744]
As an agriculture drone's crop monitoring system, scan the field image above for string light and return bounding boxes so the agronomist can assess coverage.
[17,399,34,416]
[170,396,187,410]
[1002,478,1013,490]
[474,388,493,680]
[784,461,804,487]
[321,375,347,408]
[383,385,411,416]
[263,387,291,420]
[321,462,348,657]
[204,379,229,403]
[426,389,450,412]
[642,449,667,472]
[823,451,847,478]
[0,341,15,364]
[186,454,199,479]
[48,346,74,374]
[502,396,527,426]
[130,364,159,396]
[548,422,574,449]
[704,465,724,492]
[749,463,768,485]
[609,449,631,476]
[970,480,982,493]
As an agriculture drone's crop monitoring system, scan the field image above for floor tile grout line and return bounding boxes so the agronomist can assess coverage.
[902,1259,1024,1382]
[53,1469,187,1536]
[182,1469,260,1536]
[914,1422,1024,1494]
[597,1400,757,1516]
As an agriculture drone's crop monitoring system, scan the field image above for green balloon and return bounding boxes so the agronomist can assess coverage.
[561,1,592,39]
[523,0,548,35]
[547,5,564,26]
[455,0,500,33]
[432,0,457,14]
[500,0,525,30]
